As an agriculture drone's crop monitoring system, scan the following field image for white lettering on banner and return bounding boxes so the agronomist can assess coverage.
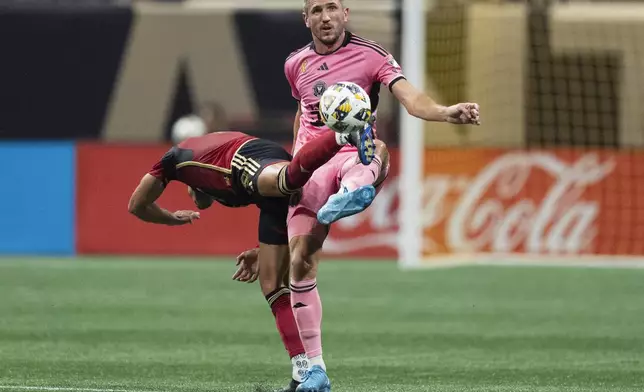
[446,153,615,254]
[323,152,615,256]
[323,178,399,253]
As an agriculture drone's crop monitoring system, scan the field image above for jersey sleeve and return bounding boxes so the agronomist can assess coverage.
[284,58,301,101]
[148,160,166,181]
[148,148,178,185]
[373,52,406,91]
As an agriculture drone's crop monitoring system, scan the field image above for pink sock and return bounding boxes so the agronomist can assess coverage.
[340,155,383,192]
[290,279,323,359]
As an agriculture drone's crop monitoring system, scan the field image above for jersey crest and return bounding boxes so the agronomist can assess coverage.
[313,80,327,97]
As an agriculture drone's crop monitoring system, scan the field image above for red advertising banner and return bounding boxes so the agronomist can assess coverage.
[77,144,644,259]
[76,143,400,258]
[422,149,644,257]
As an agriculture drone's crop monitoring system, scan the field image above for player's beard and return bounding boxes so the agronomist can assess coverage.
[316,24,342,46]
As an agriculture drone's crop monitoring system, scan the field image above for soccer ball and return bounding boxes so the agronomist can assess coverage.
[319,81,372,134]
[171,115,206,144]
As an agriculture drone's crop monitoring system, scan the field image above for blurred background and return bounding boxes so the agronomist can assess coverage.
[3,0,644,260]
[1,1,643,392]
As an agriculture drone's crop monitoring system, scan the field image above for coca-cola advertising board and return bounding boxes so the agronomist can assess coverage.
[422,149,644,258]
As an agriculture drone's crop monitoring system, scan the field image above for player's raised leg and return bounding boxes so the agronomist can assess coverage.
[317,130,389,225]
[256,128,374,198]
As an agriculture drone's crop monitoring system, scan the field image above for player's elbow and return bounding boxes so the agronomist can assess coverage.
[403,92,425,118]
[127,203,140,216]
[127,197,145,217]
[406,94,446,122]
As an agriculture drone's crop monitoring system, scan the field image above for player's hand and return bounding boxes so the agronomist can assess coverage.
[232,247,260,283]
[172,210,201,225]
[445,103,480,125]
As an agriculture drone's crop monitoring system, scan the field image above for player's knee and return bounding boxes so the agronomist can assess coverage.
[259,275,281,297]
[374,140,390,185]
[258,259,286,296]
[290,248,317,280]
[374,140,389,162]
[288,236,322,280]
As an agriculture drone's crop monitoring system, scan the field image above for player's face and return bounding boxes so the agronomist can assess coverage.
[304,0,348,46]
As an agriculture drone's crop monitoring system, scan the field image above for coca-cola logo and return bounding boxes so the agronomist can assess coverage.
[442,152,615,254]
[324,152,615,256]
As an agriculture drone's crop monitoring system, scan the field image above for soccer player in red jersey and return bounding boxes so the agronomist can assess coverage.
[127,128,375,391]
[281,1,481,391]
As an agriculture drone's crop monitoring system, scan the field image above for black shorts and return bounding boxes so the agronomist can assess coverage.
[255,197,290,245]
[232,139,293,246]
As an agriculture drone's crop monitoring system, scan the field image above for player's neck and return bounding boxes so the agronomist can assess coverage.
[313,30,346,55]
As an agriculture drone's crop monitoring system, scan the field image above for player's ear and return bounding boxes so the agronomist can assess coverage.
[343,7,349,22]
[303,11,309,27]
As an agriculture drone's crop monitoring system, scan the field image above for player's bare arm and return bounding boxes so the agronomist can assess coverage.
[292,104,302,153]
[391,78,480,125]
[128,174,200,225]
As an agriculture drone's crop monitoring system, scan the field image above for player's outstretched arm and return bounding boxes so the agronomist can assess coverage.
[128,174,200,226]
[391,79,480,125]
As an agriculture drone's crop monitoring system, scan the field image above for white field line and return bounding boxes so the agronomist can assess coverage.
[0,386,162,392]
[403,253,644,270]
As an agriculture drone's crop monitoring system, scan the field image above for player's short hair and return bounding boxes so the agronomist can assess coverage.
[303,0,345,14]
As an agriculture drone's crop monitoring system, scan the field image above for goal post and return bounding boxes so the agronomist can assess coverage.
[397,0,427,269]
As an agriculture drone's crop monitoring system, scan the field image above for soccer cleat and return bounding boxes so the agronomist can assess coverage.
[295,365,331,392]
[317,184,376,225]
[346,122,376,165]
[276,379,300,392]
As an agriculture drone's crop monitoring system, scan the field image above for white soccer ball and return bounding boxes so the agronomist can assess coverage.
[171,115,207,144]
[319,81,372,134]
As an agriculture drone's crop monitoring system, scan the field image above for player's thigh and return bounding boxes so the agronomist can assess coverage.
[286,151,351,242]
[256,161,290,198]
[257,242,290,296]
[258,197,289,246]
[257,198,290,292]
[235,139,292,197]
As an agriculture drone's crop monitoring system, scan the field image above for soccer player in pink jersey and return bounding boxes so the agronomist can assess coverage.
[282,1,481,391]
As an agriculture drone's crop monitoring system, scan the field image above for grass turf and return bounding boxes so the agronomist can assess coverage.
[0,257,643,392]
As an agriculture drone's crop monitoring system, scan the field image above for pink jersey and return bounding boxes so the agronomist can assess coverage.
[284,31,405,154]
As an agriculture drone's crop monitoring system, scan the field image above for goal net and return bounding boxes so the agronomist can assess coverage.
[399,0,644,269]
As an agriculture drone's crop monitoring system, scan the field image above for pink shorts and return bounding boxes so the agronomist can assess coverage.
[287,150,390,243]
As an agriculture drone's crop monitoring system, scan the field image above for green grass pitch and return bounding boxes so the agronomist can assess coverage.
[0,257,643,392]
